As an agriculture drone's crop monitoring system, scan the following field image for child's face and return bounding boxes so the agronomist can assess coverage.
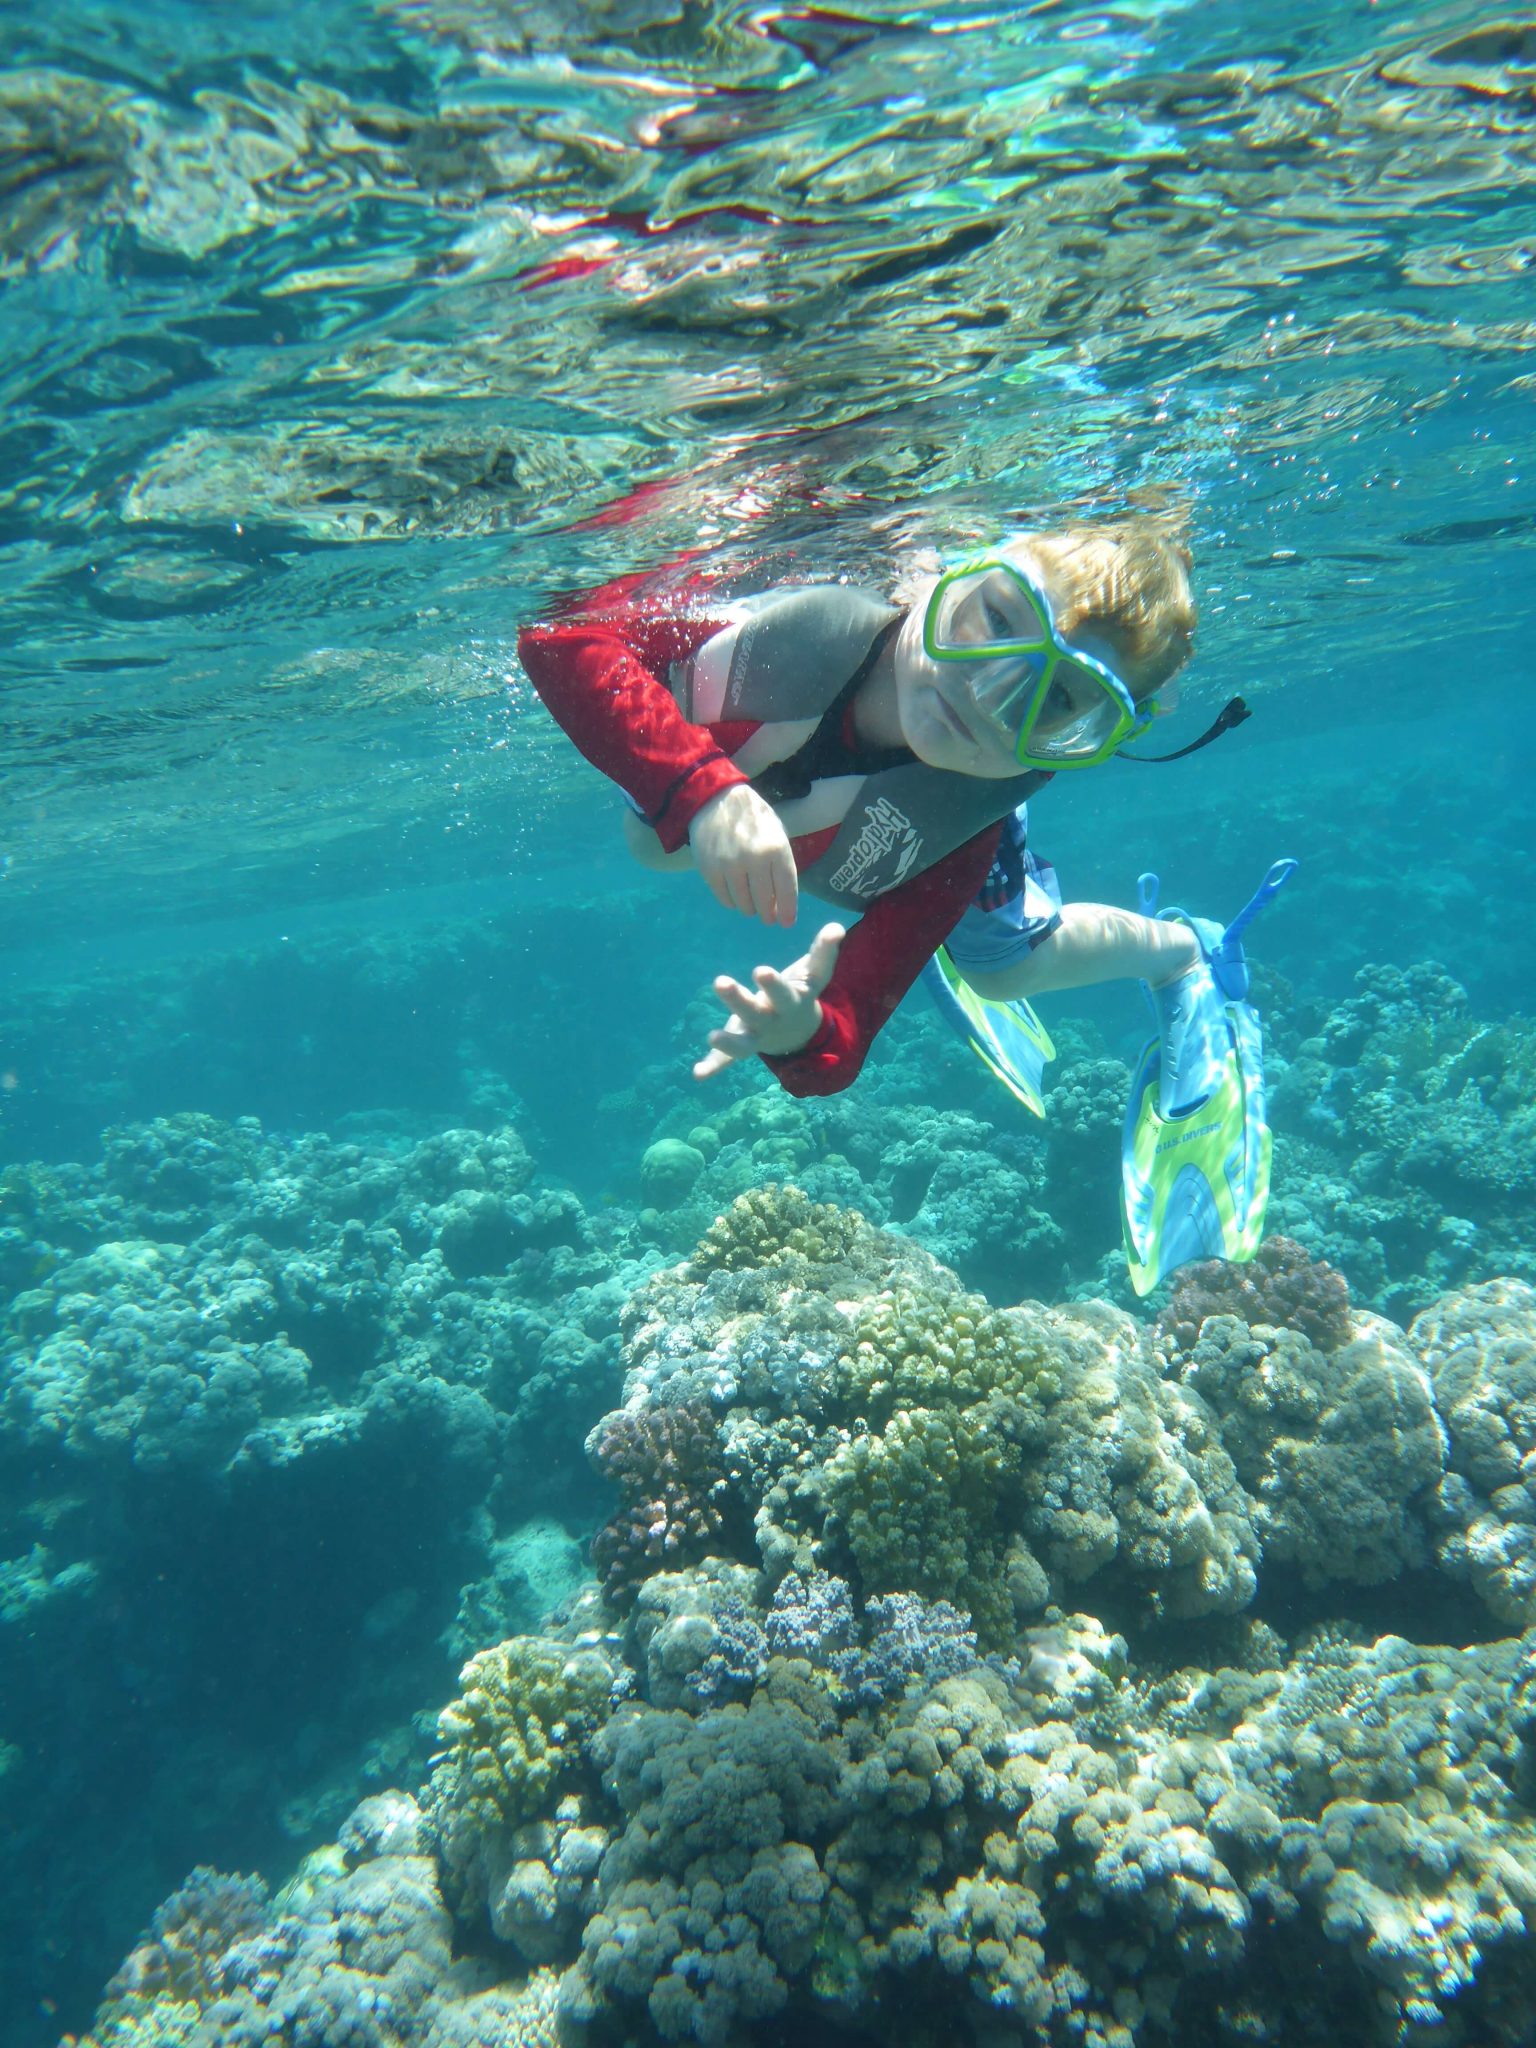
[893,544,1132,777]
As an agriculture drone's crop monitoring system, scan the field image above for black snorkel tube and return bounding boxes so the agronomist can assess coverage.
[1119,695,1250,763]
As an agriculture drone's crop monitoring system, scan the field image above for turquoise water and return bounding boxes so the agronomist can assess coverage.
[3,3,1536,2043]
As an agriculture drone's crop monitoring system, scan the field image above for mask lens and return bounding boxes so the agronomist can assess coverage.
[1024,656,1130,761]
[964,651,1046,734]
[928,566,1050,656]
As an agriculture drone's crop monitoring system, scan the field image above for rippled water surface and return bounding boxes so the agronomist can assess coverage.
[3,0,1534,953]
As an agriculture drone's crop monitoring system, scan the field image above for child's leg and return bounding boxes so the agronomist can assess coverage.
[944,806,1200,1000]
[959,902,1199,1000]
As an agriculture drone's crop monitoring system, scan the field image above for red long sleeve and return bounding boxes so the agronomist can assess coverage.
[518,611,748,853]
[519,592,1006,1098]
[762,825,1001,1097]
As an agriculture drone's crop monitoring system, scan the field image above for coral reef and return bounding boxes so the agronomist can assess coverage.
[86,1603,1536,2048]
[0,1111,639,2040]
[73,1195,1536,2046]
[614,1208,1268,1637]
[97,1868,270,2011]
[1270,965,1536,1320]
[1173,1314,1445,1586]
[427,1634,619,1922]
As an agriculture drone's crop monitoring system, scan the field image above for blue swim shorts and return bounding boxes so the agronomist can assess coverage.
[943,805,1062,973]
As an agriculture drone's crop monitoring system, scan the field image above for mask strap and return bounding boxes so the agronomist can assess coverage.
[1119,695,1250,764]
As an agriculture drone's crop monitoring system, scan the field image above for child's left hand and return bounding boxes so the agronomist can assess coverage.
[693,923,845,1079]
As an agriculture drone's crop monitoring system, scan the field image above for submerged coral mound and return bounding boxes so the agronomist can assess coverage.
[77,1792,565,2048]
[74,1190,1536,2048]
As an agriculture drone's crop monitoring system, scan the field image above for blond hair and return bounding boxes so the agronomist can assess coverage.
[1006,519,1195,696]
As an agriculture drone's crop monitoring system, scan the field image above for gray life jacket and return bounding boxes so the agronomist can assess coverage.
[670,583,1046,913]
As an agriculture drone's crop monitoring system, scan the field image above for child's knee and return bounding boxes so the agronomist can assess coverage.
[957,939,1054,1002]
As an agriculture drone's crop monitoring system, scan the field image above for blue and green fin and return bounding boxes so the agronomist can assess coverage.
[1122,859,1298,1298]
[919,946,1055,1119]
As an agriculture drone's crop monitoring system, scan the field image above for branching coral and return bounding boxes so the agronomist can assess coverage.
[685,1183,869,1277]
[564,1676,839,2044]
[821,1400,1025,1642]
[427,1635,618,1913]
[832,1285,1059,1420]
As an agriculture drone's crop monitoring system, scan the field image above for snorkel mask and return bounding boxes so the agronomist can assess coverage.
[922,554,1154,770]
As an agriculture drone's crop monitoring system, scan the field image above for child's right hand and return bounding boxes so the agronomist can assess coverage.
[688,784,799,928]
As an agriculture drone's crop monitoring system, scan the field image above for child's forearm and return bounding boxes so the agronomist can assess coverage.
[961,901,1199,999]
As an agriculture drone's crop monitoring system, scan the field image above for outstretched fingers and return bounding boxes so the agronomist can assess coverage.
[804,922,847,990]
[714,971,770,1026]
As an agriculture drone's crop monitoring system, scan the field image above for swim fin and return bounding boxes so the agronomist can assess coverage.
[1121,860,1297,1297]
[920,946,1055,1118]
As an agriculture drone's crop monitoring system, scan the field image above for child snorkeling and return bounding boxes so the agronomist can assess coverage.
[519,519,1291,1288]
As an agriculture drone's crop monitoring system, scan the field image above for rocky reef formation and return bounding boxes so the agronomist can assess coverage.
[71,1192,1536,2048]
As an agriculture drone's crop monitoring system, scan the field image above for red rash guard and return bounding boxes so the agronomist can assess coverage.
[517,586,1002,1097]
